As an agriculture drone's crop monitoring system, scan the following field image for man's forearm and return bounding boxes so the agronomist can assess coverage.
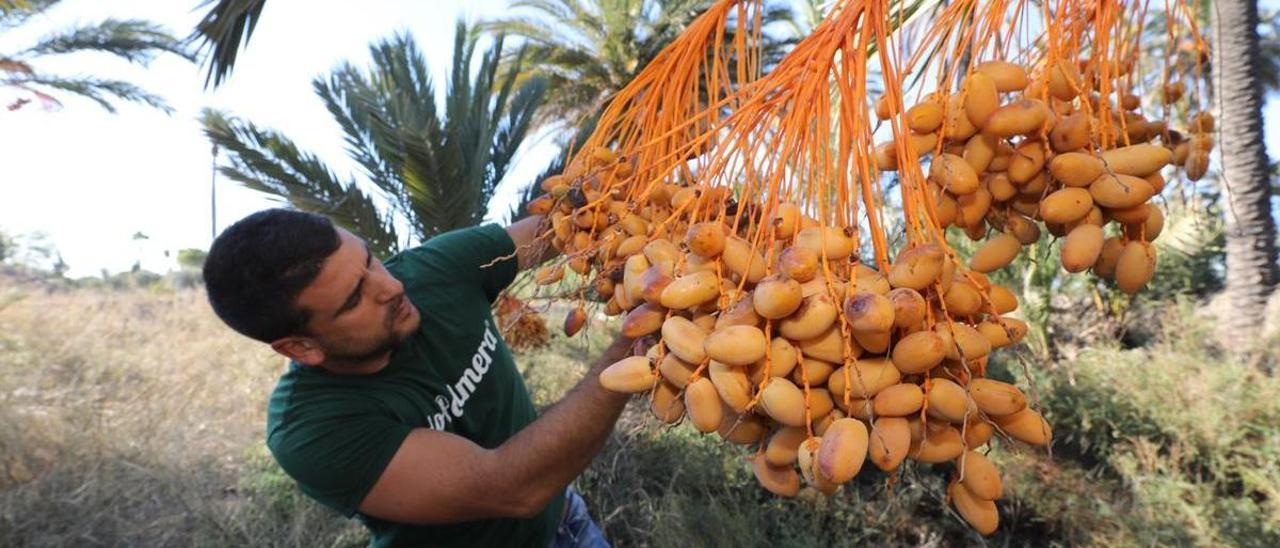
[492,339,633,514]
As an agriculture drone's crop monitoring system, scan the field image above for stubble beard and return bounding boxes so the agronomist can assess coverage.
[324,297,417,369]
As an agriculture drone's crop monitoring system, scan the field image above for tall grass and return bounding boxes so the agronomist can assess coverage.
[0,281,365,547]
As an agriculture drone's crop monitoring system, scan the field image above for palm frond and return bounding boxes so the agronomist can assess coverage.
[781,0,827,38]
[489,74,548,220]
[6,74,170,113]
[476,18,565,48]
[0,0,56,30]
[20,18,194,63]
[313,65,402,206]
[481,0,727,132]
[510,0,579,23]
[1,4,187,114]
[1145,203,1226,299]
[201,108,399,257]
[209,22,544,250]
[188,0,267,88]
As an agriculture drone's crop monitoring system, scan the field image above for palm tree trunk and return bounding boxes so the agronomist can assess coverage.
[1212,0,1279,349]
[211,144,219,240]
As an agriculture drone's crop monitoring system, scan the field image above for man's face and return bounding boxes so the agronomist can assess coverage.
[290,229,421,369]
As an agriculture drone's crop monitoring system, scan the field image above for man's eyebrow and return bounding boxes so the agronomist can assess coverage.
[333,245,372,318]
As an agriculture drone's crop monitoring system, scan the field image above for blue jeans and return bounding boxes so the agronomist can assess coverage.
[550,488,610,548]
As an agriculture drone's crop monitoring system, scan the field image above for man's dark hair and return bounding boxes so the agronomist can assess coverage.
[204,208,340,343]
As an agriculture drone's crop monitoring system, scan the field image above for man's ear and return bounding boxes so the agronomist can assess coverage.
[271,336,326,367]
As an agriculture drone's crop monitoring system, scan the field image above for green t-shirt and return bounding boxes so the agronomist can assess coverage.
[265,224,564,548]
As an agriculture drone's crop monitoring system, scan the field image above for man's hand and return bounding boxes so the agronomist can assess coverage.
[357,331,637,525]
[599,333,643,365]
[627,335,658,362]
[506,215,559,271]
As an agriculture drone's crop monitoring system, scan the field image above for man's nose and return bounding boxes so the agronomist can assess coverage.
[372,269,405,302]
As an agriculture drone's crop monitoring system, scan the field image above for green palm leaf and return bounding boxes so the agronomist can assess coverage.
[6,75,169,113]
[19,18,194,63]
[188,0,267,88]
[480,0,791,131]
[0,0,56,30]
[204,23,546,253]
[2,7,189,112]
[201,108,401,257]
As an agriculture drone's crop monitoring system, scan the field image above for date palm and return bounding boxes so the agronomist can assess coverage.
[201,23,545,257]
[1,0,192,112]
[480,0,795,131]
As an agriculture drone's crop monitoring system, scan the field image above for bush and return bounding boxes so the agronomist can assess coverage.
[532,303,1279,547]
[988,301,1280,546]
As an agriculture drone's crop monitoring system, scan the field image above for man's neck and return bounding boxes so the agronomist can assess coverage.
[319,351,393,376]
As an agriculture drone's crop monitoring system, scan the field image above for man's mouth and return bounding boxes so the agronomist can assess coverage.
[393,295,411,321]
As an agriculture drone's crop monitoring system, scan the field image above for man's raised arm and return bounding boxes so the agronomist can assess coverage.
[356,335,634,524]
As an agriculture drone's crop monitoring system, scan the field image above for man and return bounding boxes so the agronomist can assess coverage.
[203,208,634,547]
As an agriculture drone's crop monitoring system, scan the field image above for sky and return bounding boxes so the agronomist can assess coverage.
[0,1,1278,278]
[0,0,557,278]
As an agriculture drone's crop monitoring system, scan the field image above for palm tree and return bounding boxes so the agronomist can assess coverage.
[0,0,192,112]
[480,0,794,132]
[201,23,545,258]
[1211,0,1278,349]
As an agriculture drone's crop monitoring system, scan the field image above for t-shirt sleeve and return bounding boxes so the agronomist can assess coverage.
[389,224,519,302]
[267,411,414,517]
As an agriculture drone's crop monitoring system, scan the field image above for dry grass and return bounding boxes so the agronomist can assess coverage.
[0,279,365,547]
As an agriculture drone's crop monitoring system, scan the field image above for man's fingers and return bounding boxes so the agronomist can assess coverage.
[629,335,658,357]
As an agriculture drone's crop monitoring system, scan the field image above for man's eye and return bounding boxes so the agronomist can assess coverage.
[339,293,361,313]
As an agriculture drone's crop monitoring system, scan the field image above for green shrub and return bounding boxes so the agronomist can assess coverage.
[549,303,1280,547]
[998,302,1280,547]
